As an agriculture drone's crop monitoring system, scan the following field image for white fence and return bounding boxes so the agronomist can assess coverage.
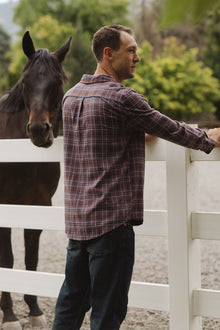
[1,136,220,330]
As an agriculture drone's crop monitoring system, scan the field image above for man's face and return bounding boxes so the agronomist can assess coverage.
[111,31,140,83]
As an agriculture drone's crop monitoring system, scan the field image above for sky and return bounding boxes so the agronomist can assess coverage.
[0,0,17,3]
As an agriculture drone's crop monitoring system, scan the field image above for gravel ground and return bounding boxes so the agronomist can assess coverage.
[1,161,220,329]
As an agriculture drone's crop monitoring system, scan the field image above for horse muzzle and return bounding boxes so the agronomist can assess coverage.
[26,121,54,148]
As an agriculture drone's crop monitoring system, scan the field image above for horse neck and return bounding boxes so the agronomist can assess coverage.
[0,79,29,139]
[0,110,28,139]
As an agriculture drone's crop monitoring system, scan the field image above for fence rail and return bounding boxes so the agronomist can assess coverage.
[0,137,220,330]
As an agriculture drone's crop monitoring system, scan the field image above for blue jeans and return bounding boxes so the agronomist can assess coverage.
[52,224,134,330]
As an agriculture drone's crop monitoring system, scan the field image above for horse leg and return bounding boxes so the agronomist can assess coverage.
[23,229,47,327]
[0,228,22,330]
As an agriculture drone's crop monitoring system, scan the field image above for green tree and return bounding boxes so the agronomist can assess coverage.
[31,14,73,49]
[13,0,53,29]
[131,0,207,61]
[125,38,220,121]
[202,8,220,119]
[161,0,220,26]
[203,9,220,80]
[0,25,10,93]
[13,0,130,36]
[64,25,97,89]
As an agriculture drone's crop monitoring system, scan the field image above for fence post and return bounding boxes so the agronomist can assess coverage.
[166,142,202,330]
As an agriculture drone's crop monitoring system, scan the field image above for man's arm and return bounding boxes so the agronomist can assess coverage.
[123,89,218,153]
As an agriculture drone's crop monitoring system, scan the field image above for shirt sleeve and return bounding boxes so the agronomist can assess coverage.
[122,88,216,154]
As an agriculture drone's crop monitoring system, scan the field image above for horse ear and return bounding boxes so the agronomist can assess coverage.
[22,31,35,58]
[53,37,72,63]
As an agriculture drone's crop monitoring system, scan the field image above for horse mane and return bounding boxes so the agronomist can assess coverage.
[0,48,67,114]
[0,80,25,113]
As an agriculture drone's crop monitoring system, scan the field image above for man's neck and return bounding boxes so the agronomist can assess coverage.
[94,63,121,83]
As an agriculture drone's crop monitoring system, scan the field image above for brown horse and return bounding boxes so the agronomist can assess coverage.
[0,31,71,330]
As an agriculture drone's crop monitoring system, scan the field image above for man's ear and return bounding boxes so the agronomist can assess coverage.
[103,47,113,60]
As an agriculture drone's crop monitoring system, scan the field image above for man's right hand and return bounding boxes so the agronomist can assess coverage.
[207,128,220,147]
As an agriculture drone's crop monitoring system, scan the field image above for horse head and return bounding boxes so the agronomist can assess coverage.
[22,31,71,148]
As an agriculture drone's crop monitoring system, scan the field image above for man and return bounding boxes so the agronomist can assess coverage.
[52,25,220,330]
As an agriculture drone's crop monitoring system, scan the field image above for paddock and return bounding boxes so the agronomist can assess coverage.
[0,137,220,329]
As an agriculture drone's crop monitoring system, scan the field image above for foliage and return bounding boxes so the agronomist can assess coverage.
[125,38,220,121]
[31,15,73,50]
[58,0,130,35]
[131,0,207,61]
[63,25,97,89]
[13,0,130,36]
[202,8,220,119]
[0,25,10,93]
[203,9,220,81]
[13,0,52,29]
[160,0,220,26]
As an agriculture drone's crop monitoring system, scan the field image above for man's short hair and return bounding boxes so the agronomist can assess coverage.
[92,25,134,62]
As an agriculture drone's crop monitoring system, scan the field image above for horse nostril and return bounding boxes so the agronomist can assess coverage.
[44,123,51,132]
[26,122,52,136]
[26,122,31,134]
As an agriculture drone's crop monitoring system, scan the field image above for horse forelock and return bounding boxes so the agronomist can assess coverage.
[24,48,66,81]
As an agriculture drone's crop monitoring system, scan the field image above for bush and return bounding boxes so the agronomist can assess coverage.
[126,37,220,121]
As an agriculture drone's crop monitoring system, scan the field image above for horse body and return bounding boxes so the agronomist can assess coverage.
[0,32,71,329]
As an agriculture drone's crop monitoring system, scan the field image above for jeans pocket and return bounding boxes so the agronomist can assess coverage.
[87,231,112,256]
[67,239,82,250]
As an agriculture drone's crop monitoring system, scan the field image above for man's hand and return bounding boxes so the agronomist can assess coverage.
[207,128,220,147]
[145,133,157,143]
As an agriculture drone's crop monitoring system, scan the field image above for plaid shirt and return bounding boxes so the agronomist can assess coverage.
[63,74,215,240]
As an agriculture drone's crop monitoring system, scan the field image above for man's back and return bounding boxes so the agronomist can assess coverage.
[62,74,145,240]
